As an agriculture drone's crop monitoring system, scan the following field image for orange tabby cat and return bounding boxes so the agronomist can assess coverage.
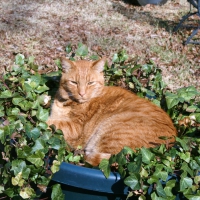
[47,57,177,166]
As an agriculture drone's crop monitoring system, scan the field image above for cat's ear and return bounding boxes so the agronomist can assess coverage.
[61,57,75,73]
[92,57,106,72]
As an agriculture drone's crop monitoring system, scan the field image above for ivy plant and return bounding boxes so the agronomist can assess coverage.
[0,44,199,200]
[0,54,68,199]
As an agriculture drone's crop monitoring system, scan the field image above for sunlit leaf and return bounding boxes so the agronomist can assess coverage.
[75,43,88,57]
[15,54,25,66]
[12,97,24,105]
[27,151,44,168]
[140,147,155,164]
[177,86,199,102]
[0,90,12,98]
[165,92,184,109]
[36,106,49,122]
[156,181,167,198]
[180,172,193,191]
[124,173,140,190]
[164,180,176,197]
[51,184,65,200]
[99,159,110,178]
[0,128,5,143]
[20,187,35,199]
[12,172,24,186]
[51,160,61,173]
[11,160,26,176]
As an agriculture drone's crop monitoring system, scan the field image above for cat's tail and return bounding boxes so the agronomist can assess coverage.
[84,152,111,166]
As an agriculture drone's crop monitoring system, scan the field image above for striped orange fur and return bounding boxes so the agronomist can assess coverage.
[47,57,177,166]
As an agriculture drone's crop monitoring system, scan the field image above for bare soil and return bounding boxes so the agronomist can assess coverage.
[0,0,199,91]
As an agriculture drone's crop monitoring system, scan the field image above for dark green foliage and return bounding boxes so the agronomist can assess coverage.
[0,54,68,199]
[100,138,200,199]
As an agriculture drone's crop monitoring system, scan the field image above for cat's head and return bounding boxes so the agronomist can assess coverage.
[60,57,106,103]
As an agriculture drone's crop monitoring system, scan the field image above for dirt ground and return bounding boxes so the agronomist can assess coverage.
[0,0,199,91]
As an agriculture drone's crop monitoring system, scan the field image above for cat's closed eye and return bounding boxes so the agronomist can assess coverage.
[88,81,95,85]
[70,81,77,85]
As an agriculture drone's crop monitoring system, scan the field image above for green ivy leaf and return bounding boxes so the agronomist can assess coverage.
[180,172,193,191]
[20,187,35,199]
[156,181,167,198]
[17,146,32,159]
[30,74,41,87]
[140,147,155,164]
[22,168,31,180]
[99,159,110,178]
[11,160,26,176]
[146,90,156,98]
[66,44,72,54]
[164,179,176,197]
[26,151,44,168]
[140,167,148,178]
[176,137,190,151]
[0,128,6,143]
[151,191,166,200]
[181,162,194,177]
[12,97,24,105]
[69,155,81,163]
[11,107,20,115]
[0,90,13,98]
[75,43,88,57]
[23,82,33,92]
[18,100,33,111]
[177,86,198,102]
[127,154,142,173]
[4,188,15,198]
[51,160,61,173]
[189,160,200,170]
[90,54,99,60]
[165,92,184,109]
[38,122,48,130]
[116,151,127,165]
[142,64,153,74]
[0,185,4,193]
[114,69,123,76]
[48,137,61,150]
[36,106,49,122]
[184,195,200,200]
[15,54,25,66]
[51,184,65,200]
[124,173,141,190]
[194,176,200,185]
[138,195,147,200]
[35,85,49,93]
[112,53,119,63]
[31,138,47,153]
[147,175,159,184]
[29,127,41,140]
[190,113,200,123]
[186,105,198,112]
[153,170,168,182]
[122,146,134,157]
[180,152,190,163]
[12,172,24,186]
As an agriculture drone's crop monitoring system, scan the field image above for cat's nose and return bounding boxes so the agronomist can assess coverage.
[79,92,86,97]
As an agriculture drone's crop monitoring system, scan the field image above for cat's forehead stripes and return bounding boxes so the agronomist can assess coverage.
[74,61,95,81]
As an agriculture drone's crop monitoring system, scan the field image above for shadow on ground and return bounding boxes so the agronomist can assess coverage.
[112,0,200,35]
